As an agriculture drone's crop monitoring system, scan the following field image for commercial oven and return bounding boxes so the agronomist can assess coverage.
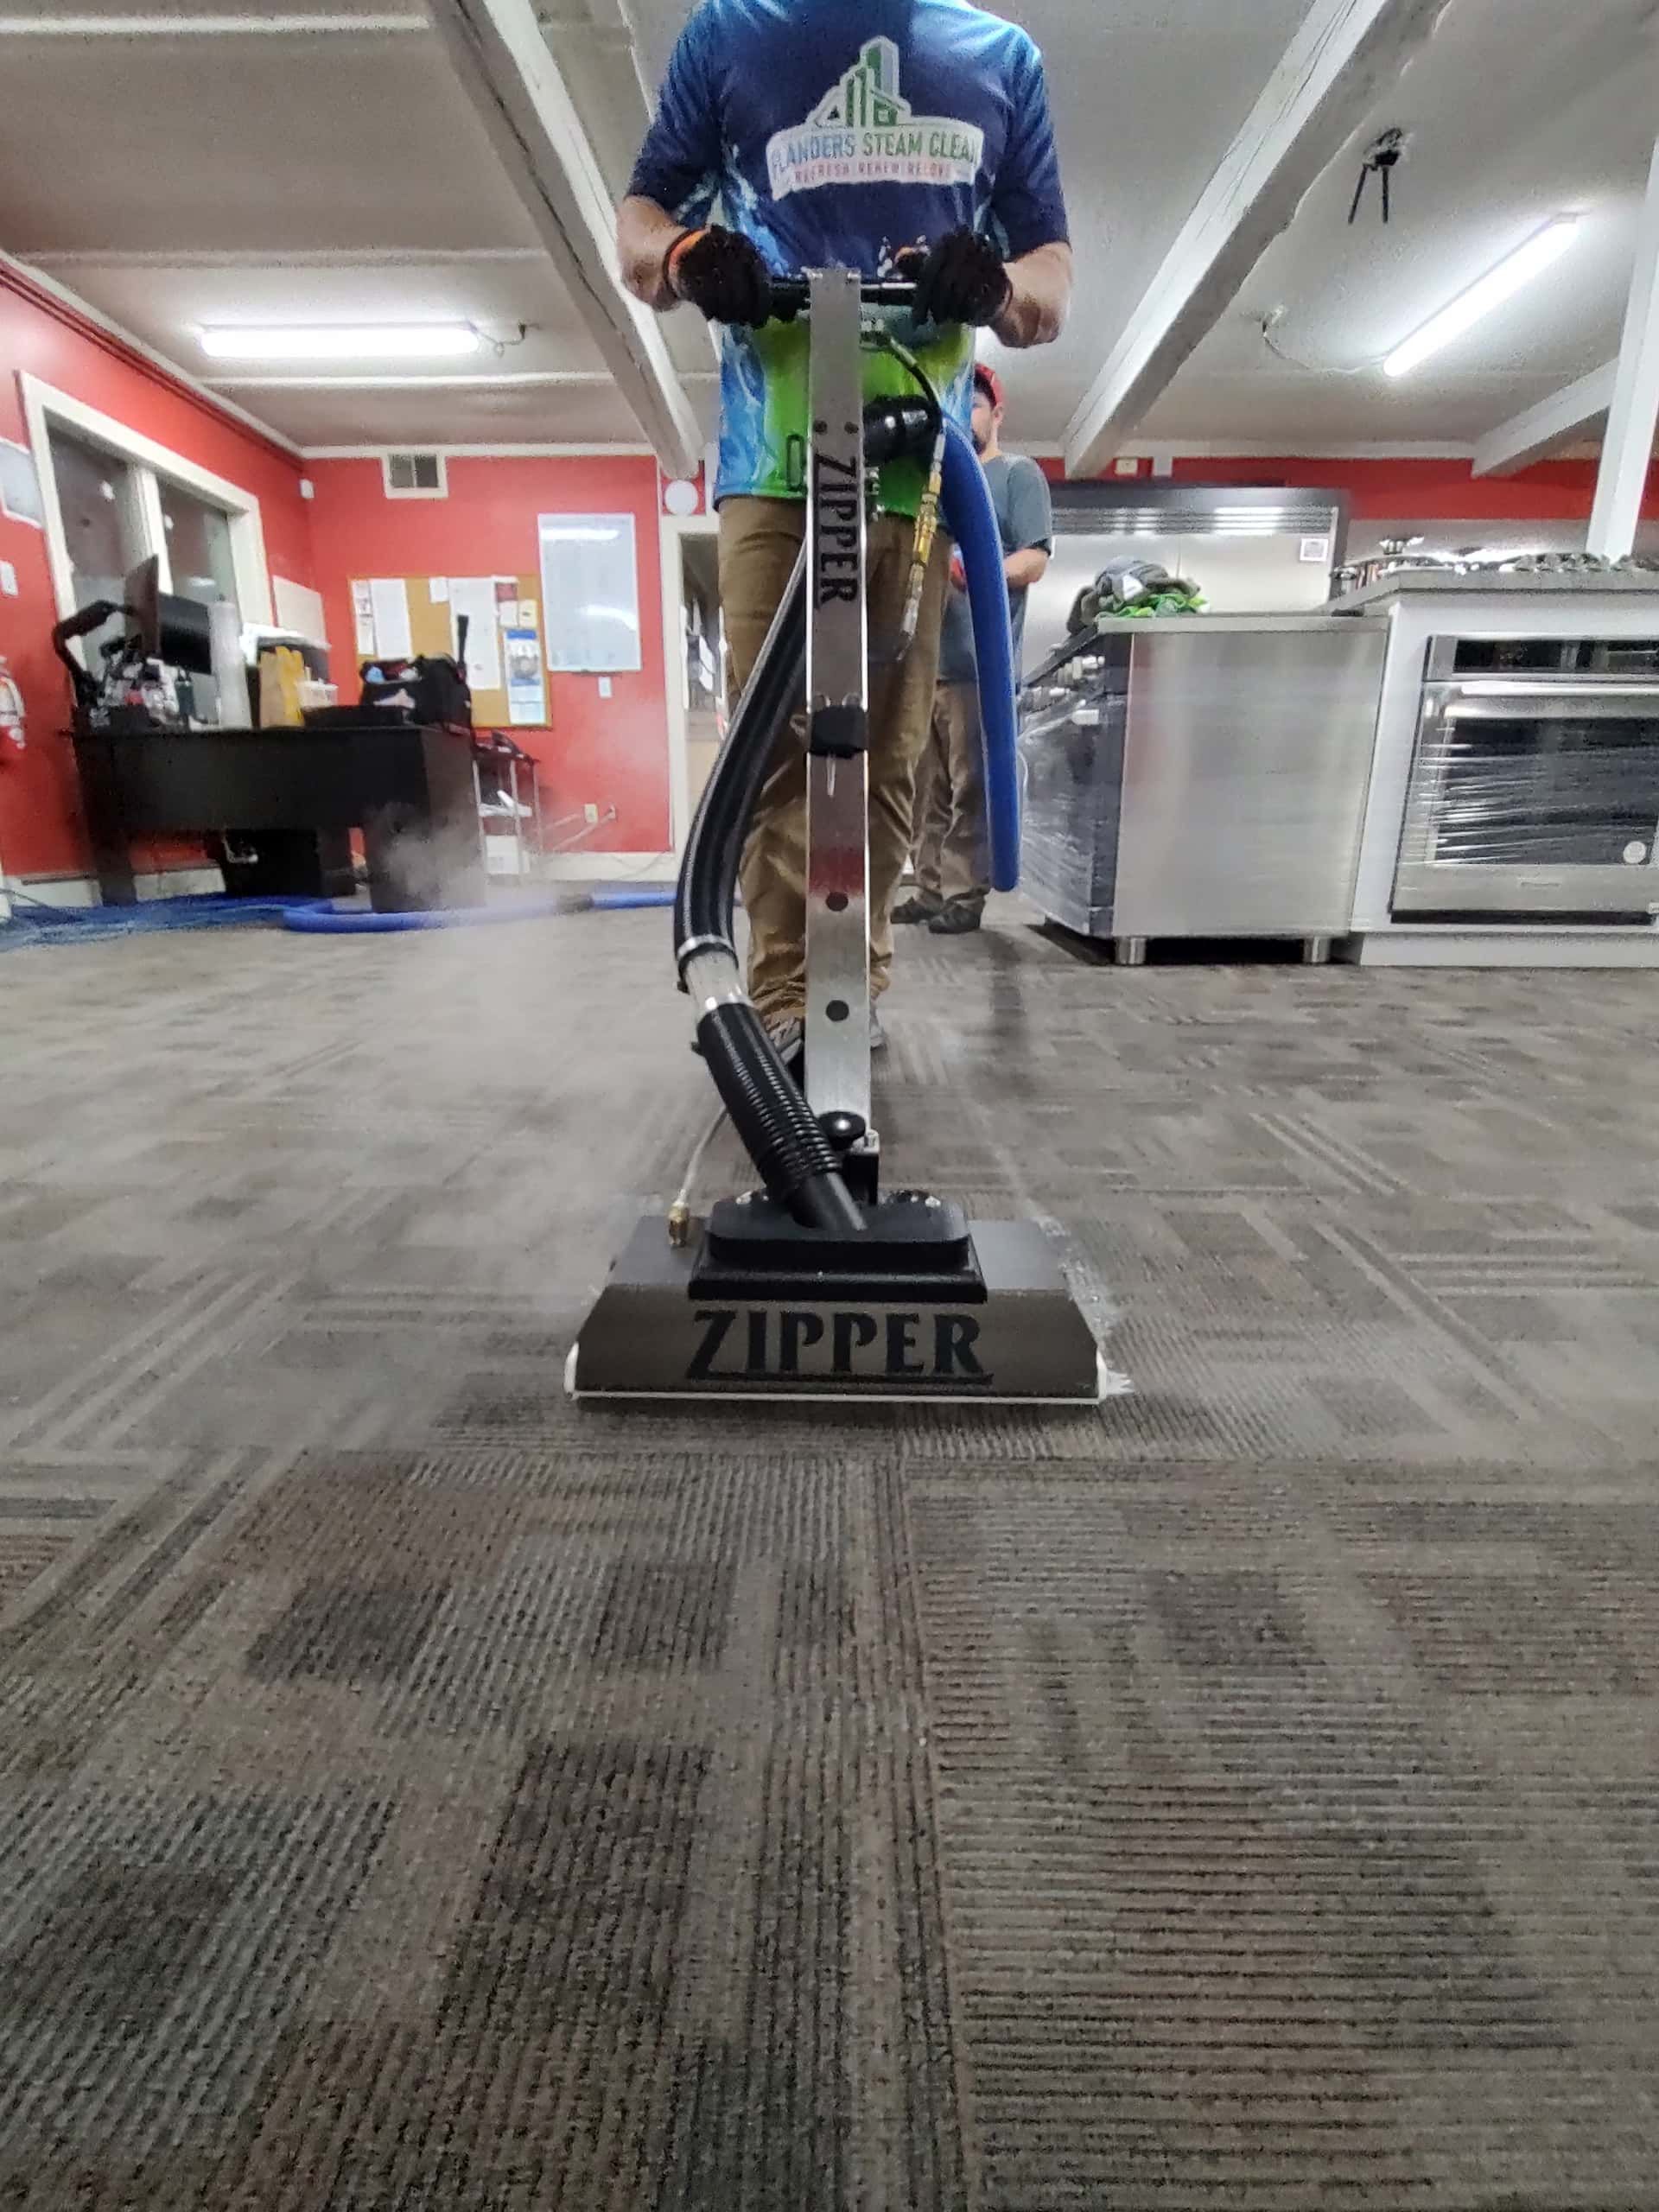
[1393,632,1659,918]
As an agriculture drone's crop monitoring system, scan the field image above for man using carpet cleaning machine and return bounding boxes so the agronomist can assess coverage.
[569,0,1100,1402]
[617,0,1072,1055]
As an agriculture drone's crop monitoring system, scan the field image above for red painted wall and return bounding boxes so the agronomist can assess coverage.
[0,264,317,879]
[305,454,671,852]
[1171,454,1659,520]
[302,446,1645,863]
[1048,453,1659,521]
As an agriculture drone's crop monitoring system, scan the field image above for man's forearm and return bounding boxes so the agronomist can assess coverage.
[992,241,1072,350]
[619,194,687,311]
[1005,548,1050,592]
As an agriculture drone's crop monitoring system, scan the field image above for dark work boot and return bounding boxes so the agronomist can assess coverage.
[893,893,942,925]
[928,899,983,936]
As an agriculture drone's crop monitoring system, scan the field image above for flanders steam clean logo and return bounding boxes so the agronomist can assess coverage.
[766,37,985,200]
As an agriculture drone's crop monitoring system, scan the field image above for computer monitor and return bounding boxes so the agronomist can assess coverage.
[124,554,215,677]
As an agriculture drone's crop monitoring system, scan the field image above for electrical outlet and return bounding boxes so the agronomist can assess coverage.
[583,803,600,827]
[0,560,16,597]
[598,676,613,699]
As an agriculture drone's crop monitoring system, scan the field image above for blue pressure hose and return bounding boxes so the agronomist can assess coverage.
[283,896,579,934]
[938,417,1020,893]
[278,885,676,933]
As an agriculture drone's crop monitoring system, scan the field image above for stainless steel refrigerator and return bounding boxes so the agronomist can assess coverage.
[1019,481,1351,677]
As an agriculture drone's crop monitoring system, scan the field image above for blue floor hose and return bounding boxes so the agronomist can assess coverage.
[590,886,676,911]
[283,895,581,934]
[1,893,329,950]
[1,885,675,947]
[282,886,675,931]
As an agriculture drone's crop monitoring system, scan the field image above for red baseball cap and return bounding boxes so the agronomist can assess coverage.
[973,362,1005,410]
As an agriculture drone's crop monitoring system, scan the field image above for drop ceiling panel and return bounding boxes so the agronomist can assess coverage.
[264,374,719,448]
[263,382,647,448]
[27,257,613,382]
[1153,0,1659,444]
[3,0,1650,457]
[0,32,541,254]
[1135,371,1570,448]
[0,0,425,14]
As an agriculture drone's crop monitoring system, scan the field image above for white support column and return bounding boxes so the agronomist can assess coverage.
[1588,136,1659,560]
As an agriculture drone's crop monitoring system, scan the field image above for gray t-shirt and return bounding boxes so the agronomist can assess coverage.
[938,451,1054,685]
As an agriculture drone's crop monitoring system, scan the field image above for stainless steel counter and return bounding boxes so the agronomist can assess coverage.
[1333,572,1659,612]
[1019,617,1387,958]
[1093,613,1366,633]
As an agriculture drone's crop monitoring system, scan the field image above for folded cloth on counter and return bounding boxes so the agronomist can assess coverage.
[1069,558,1205,631]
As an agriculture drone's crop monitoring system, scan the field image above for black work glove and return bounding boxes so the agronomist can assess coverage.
[669,226,773,327]
[904,228,1011,327]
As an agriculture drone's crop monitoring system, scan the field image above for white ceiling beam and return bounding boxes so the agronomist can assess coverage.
[1065,0,1451,478]
[1590,136,1659,561]
[425,0,701,474]
[1472,362,1617,478]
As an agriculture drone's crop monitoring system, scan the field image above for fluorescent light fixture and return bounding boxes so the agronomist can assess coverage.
[198,323,480,363]
[1383,218,1580,379]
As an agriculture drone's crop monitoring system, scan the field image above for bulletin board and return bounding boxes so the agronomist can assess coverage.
[349,570,546,728]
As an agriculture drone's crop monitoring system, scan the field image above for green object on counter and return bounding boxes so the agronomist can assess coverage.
[1109,590,1206,619]
[1069,577,1206,632]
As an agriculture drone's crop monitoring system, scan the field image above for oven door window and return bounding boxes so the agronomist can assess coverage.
[1416,709,1659,870]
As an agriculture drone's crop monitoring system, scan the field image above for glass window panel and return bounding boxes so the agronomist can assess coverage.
[158,478,238,613]
[158,480,241,723]
[48,426,146,677]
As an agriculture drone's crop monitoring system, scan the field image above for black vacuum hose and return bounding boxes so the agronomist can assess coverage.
[673,394,937,1235]
[672,551,864,1230]
[674,552,806,956]
[695,1001,864,1234]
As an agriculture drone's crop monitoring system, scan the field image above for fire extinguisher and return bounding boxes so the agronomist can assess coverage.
[0,655,25,757]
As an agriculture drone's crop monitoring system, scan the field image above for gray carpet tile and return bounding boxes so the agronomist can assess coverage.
[2,909,1659,2207]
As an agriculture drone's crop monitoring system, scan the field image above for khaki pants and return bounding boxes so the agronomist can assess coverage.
[720,496,949,1022]
[912,679,989,910]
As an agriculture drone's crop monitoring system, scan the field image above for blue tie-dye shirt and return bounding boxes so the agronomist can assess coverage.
[628,0,1068,515]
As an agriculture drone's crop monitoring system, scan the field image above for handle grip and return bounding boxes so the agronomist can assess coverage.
[766,275,919,316]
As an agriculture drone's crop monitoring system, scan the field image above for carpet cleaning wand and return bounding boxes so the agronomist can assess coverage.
[872,328,946,661]
[896,423,947,653]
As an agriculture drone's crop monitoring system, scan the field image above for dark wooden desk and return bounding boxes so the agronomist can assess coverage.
[71,721,486,912]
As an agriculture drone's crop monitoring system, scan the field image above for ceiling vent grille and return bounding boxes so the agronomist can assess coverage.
[1050,483,1345,540]
[382,450,447,499]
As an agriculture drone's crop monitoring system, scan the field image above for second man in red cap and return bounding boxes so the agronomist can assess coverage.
[897,364,1053,936]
